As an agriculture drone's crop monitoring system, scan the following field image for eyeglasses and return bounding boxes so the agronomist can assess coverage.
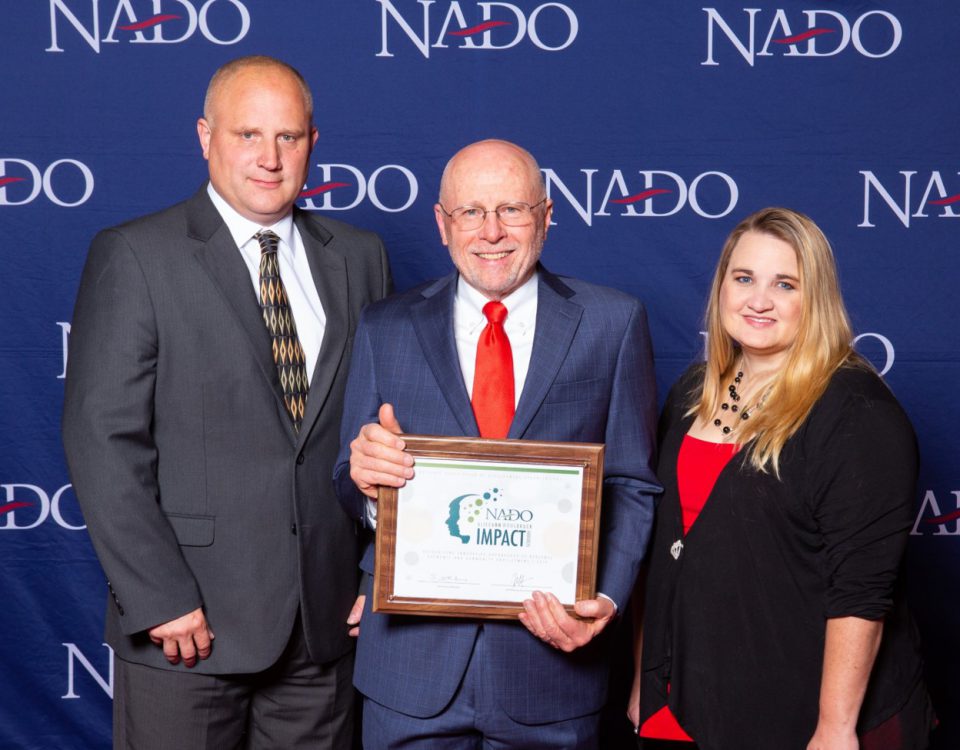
[438,198,547,231]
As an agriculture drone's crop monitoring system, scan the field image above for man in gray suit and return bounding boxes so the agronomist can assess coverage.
[62,55,391,748]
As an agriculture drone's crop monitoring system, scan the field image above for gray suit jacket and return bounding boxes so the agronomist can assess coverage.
[63,185,392,673]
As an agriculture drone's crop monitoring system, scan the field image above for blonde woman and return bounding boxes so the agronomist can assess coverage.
[629,208,934,750]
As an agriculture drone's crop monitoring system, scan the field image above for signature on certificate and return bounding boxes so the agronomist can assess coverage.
[430,573,469,584]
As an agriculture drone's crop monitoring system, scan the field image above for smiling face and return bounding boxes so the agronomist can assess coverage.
[719,230,803,369]
[434,141,552,301]
[197,63,317,225]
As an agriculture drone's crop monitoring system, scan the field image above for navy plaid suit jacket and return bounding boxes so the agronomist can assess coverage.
[334,265,661,723]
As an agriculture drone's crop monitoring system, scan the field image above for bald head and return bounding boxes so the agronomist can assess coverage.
[438,139,545,206]
[204,55,313,126]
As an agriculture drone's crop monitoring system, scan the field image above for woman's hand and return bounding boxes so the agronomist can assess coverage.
[627,669,641,731]
[627,567,647,732]
[806,722,858,750]
[807,616,883,750]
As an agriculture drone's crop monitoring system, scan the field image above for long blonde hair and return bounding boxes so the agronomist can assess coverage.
[694,207,859,476]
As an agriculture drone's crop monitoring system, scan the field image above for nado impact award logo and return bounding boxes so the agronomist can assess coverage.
[445,486,532,547]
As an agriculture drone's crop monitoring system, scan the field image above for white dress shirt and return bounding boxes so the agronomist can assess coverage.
[207,184,326,384]
[454,273,538,408]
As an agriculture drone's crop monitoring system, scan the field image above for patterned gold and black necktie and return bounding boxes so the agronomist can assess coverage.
[256,230,308,431]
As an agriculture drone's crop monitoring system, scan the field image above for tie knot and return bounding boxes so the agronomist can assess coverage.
[482,300,508,326]
[255,230,280,255]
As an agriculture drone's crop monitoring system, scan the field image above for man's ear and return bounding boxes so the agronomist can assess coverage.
[541,199,553,239]
[197,118,212,160]
[434,204,450,247]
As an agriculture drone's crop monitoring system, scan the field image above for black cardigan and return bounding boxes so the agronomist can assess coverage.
[639,364,933,750]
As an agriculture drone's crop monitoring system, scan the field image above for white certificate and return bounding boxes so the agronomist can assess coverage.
[393,457,584,603]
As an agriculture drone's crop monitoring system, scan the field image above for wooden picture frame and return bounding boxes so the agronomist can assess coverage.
[373,435,604,619]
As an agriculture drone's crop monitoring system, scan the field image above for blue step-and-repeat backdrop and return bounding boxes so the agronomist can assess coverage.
[2,2,957,748]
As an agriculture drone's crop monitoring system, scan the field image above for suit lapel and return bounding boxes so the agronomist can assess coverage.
[411,273,479,437]
[295,211,348,448]
[509,268,583,439]
[188,189,291,436]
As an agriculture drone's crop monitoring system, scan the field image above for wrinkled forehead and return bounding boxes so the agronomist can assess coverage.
[442,148,544,205]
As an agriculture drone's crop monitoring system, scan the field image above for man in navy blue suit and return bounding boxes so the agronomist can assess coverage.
[335,139,661,748]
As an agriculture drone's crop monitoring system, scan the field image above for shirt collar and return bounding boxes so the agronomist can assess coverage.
[206,183,296,253]
[456,270,539,333]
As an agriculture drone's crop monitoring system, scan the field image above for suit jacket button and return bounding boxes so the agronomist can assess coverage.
[296,454,305,465]
[291,524,297,535]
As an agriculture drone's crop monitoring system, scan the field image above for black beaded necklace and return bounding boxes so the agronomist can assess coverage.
[713,369,759,435]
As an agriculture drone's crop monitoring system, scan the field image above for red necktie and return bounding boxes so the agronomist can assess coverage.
[472,301,515,439]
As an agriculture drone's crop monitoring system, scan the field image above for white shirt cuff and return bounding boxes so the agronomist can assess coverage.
[364,497,378,529]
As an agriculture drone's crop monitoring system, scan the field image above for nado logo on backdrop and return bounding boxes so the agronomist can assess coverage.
[299,163,419,213]
[47,0,250,52]
[0,158,94,207]
[0,483,85,531]
[377,1,578,58]
[911,490,960,537]
[544,167,739,226]
[859,170,960,228]
[703,7,901,66]
[697,330,896,376]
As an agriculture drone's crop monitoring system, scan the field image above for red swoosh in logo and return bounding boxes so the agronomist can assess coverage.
[0,177,26,187]
[610,189,672,204]
[0,502,32,516]
[775,28,834,44]
[449,21,510,37]
[925,509,960,525]
[300,182,350,199]
[118,14,181,31]
[928,194,960,206]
